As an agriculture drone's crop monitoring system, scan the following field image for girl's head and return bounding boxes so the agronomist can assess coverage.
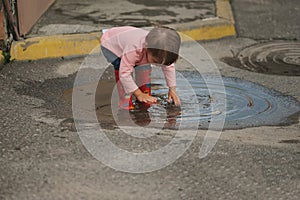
[145,26,181,66]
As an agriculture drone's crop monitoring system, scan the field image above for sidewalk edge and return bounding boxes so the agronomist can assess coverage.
[0,50,4,64]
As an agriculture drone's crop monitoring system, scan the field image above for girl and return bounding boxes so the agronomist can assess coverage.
[100,26,181,110]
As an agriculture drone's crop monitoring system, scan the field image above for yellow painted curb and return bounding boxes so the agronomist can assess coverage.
[177,0,236,41]
[11,32,101,61]
[178,19,235,42]
[10,0,235,61]
[180,24,235,42]
[0,50,4,64]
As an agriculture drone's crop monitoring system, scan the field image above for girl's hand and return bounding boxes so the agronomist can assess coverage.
[168,87,181,106]
[134,89,157,103]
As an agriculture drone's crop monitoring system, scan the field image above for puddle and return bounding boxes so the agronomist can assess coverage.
[63,70,300,130]
[221,41,300,76]
[14,67,300,131]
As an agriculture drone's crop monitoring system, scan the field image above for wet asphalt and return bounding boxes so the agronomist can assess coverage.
[1,0,300,199]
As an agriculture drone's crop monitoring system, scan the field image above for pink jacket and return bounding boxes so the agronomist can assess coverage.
[101,26,176,93]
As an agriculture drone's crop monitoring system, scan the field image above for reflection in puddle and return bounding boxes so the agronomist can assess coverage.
[64,71,300,130]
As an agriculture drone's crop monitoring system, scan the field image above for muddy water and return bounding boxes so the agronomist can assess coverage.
[64,70,300,130]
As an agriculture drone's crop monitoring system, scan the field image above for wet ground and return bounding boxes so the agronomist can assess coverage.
[1,37,300,199]
[65,69,300,130]
[1,38,300,199]
[28,0,216,36]
[1,0,300,199]
[12,61,300,132]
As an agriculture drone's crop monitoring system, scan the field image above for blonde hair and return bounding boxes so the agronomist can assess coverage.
[145,26,181,66]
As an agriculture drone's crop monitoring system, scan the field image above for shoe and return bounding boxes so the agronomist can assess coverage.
[118,98,134,110]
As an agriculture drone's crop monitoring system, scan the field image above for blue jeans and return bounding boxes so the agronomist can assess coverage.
[101,46,121,70]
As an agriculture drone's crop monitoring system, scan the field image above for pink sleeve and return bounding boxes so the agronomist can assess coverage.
[119,49,139,93]
[162,64,176,88]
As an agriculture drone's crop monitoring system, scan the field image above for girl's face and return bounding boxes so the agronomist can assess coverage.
[146,51,160,64]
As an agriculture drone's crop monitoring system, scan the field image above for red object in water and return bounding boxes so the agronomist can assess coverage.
[135,65,152,108]
[114,70,134,110]
[114,66,152,110]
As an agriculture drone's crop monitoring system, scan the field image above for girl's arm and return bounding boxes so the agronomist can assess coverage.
[168,86,181,106]
[162,64,181,106]
[119,50,139,93]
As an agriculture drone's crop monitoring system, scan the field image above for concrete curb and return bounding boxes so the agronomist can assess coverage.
[10,32,101,61]
[0,50,4,64]
[10,0,235,61]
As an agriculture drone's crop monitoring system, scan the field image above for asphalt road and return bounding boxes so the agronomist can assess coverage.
[232,0,300,40]
[1,0,300,199]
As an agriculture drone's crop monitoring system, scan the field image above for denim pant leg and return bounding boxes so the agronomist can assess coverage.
[101,46,121,70]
